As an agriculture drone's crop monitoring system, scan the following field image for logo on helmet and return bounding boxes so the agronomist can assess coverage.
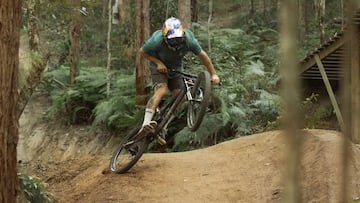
[163,17,184,39]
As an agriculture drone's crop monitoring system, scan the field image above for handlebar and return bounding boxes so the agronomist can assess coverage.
[168,69,221,85]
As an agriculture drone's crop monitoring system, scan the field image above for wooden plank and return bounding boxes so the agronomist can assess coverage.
[300,36,346,74]
[314,55,345,131]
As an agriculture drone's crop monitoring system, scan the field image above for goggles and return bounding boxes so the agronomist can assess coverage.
[166,37,184,49]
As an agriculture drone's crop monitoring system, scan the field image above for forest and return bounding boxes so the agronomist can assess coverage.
[19,0,344,150]
[1,0,360,202]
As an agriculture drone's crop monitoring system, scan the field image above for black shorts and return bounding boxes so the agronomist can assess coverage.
[150,68,184,91]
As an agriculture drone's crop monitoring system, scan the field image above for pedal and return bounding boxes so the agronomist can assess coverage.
[156,135,166,145]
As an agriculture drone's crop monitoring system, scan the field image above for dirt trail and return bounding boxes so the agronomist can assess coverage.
[18,95,360,203]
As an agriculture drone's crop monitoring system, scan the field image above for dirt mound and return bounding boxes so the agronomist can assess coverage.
[18,96,360,203]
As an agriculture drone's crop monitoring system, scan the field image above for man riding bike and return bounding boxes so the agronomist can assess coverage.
[137,17,220,144]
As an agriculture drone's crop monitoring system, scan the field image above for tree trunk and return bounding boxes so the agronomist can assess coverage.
[178,0,191,28]
[279,0,302,202]
[0,1,21,202]
[263,0,267,19]
[118,0,127,26]
[135,0,150,106]
[106,0,113,98]
[250,0,255,16]
[298,0,306,46]
[315,0,326,44]
[18,53,50,119]
[191,0,199,23]
[27,0,40,52]
[271,0,279,11]
[341,0,345,28]
[18,0,50,118]
[304,0,310,36]
[69,0,81,84]
[207,0,213,51]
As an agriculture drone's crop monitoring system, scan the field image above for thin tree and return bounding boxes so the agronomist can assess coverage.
[106,0,113,98]
[298,0,306,46]
[69,0,81,84]
[341,0,345,28]
[207,0,213,51]
[135,0,150,106]
[178,0,191,28]
[118,0,127,27]
[263,0,267,19]
[27,0,40,51]
[166,0,170,19]
[191,0,199,22]
[315,0,326,44]
[279,0,302,202]
[0,1,21,202]
[18,0,50,118]
[250,0,255,16]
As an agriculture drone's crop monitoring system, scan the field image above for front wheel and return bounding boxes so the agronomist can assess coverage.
[187,71,211,132]
[109,126,149,174]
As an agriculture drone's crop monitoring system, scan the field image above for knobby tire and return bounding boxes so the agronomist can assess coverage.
[187,71,211,132]
[109,126,149,174]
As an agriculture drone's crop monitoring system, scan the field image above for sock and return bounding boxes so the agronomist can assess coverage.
[142,108,155,126]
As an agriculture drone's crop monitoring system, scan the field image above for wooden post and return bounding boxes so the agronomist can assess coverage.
[314,54,345,132]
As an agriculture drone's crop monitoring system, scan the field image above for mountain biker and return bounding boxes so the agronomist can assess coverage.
[137,17,220,144]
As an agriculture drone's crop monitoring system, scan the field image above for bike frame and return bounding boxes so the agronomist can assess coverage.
[152,72,198,137]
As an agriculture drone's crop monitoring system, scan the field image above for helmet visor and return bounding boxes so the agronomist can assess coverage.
[166,37,184,48]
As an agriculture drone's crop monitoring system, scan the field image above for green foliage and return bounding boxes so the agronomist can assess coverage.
[43,66,107,124]
[171,113,223,151]
[150,0,177,32]
[19,47,43,87]
[42,65,141,130]
[93,72,143,130]
[301,93,335,129]
[265,93,337,130]
[169,25,281,150]
[354,196,360,203]
[18,173,54,203]
[27,0,343,152]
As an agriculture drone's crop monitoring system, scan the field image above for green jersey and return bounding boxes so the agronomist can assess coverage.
[142,29,202,78]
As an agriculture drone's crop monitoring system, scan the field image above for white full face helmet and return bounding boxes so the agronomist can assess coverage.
[162,17,185,50]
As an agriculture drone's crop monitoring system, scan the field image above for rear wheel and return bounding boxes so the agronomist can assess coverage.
[187,71,211,132]
[109,126,149,173]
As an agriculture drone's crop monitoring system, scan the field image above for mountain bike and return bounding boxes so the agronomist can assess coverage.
[109,70,212,174]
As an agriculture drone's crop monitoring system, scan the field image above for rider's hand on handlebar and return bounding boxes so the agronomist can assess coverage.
[157,63,167,73]
[211,74,221,85]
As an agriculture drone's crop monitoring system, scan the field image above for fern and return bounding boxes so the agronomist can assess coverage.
[18,173,54,203]
[252,89,281,121]
[43,66,107,123]
[93,95,142,129]
[181,25,281,145]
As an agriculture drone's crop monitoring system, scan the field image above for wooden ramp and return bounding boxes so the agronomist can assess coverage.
[300,11,360,82]
[299,9,360,143]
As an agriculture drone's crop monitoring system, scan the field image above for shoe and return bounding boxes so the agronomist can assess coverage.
[137,121,157,137]
[157,135,166,145]
[156,128,167,145]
